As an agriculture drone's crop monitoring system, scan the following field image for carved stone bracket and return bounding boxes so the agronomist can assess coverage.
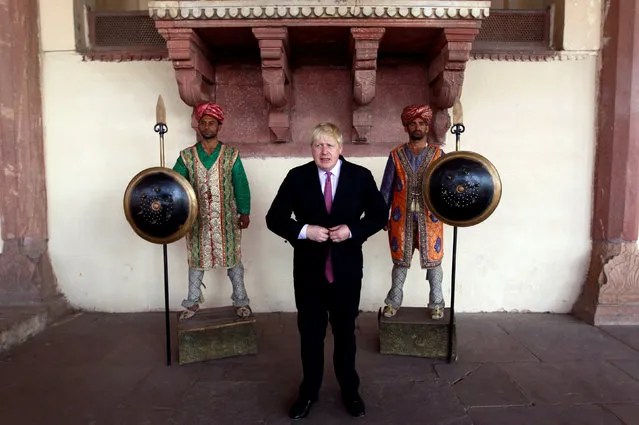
[430,109,452,146]
[253,27,292,143]
[351,28,385,106]
[350,27,385,144]
[429,28,478,108]
[156,27,216,108]
[427,28,478,145]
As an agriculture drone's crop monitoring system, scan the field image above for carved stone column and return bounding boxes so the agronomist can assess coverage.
[351,27,385,144]
[572,0,639,325]
[0,0,62,308]
[253,27,292,143]
[428,28,478,145]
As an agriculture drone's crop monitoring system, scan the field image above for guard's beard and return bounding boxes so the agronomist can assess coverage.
[409,131,424,141]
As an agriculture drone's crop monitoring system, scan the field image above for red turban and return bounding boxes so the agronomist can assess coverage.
[401,105,433,127]
[194,103,224,124]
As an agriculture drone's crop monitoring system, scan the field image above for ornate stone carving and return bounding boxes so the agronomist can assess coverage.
[351,28,384,106]
[83,51,169,62]
[156,27,216,107]
[351,28,384,144]
[147,1,486,155]
[149,1,491,21]
[352,107,373,144]
[426,28,478,143]
[574,242,639,325]
[471,51,597,62]
[600,244,639,305]
[429,108,452,146]
[430,71,465,110]
[253,27,292,143]
[268,112,291,144]
[428,28,477,110]
[353,70,377,107]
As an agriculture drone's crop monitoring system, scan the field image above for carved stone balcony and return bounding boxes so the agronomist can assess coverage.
[149,0,490,155]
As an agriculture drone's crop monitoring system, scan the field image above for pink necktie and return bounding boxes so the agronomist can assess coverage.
[324,172,334,283]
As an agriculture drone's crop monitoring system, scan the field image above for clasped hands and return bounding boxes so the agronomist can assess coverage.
[307,224,350,243]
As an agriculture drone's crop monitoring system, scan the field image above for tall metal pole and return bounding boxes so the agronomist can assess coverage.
[155,95,171,366]
[162,243,170,366]
[447,123,464,363]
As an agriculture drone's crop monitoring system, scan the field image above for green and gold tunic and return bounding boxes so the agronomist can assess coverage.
[173,142,250,270]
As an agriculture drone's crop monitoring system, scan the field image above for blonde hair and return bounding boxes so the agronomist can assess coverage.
[310,122,343,146]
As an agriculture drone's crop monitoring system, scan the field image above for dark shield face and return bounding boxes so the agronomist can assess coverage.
[423,151,502,227]
[123,167,198,244]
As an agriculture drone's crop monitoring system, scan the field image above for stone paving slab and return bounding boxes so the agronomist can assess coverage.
[455,315,540,363]
[469,405,624,425]
[604,404,639,425]
[609,359,639,381]
[486,313,639,362]
[452,364,531,407]
[500,361,639,405]
[601,326,639,352]
[0,312,638,425]
[434,362,482,384]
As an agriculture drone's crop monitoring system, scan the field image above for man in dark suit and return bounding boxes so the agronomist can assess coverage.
[266,122,387,420]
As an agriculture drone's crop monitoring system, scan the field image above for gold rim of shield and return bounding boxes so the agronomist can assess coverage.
[422,151,502,227]
[123,166,198,244]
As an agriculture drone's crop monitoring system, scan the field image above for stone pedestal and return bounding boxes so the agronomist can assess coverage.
[177,306,257,365]
[378,307,456,360]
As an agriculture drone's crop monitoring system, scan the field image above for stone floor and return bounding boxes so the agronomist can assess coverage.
[1,311,639,425]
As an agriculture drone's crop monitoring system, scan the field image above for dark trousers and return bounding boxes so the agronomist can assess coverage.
[295,277,361,400]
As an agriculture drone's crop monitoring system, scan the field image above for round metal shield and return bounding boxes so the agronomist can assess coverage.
[422,151,502,227]
[123,167,198,244]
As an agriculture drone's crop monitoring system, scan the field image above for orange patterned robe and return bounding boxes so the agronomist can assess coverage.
[382,143,444,268]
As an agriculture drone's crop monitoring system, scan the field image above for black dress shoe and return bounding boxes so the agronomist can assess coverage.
[342,392,365,417]
[288,396,317,420]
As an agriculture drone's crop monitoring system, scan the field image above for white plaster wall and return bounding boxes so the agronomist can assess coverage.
[563,0,602,51]
[39,1,597,313]
[39,0,75,52]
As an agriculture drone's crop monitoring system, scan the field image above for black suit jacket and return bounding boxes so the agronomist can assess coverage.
[266,157,387,288]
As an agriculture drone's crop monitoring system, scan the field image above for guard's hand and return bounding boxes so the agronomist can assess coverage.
[238,214,250,229]
[307,225,330,242]
[329,225,350,243]
[383,225,388,231]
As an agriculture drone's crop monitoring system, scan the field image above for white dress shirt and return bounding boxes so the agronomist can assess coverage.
[298,160,346,239]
